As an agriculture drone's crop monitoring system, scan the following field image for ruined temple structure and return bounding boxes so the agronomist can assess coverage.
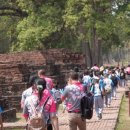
[0,49,85,117]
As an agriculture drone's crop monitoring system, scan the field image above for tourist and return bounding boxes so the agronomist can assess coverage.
[21,75,38,108]
[51,79,62,111]
[103,74,113,107]
[23,78,59,130]
[38,70,61,112]
[110,70,119,100]
[61,71,86,130]
[103,67,109,75]
[125,64,130,75]
[115,67,120,78]
[37,78,59,130]
[91,64,99,71]
[82,69,91,92]
[38,69,54,90]
[90,76,104,120]
[119,67,126,87]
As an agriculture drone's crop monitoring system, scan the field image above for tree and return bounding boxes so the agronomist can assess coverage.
[63,0,115,66]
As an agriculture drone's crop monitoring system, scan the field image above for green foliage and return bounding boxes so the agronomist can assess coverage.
[0,0,130,55]
[0,16,19,53]
[11,0,67,51]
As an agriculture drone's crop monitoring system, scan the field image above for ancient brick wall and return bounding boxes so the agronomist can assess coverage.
[46,49,85,65]
[0,49,85,66]
[0,51,46,66]
[0,49,85,111]
[0,63,30,83]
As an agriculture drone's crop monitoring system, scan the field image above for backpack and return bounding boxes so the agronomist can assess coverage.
[52,89,62,104]
[104,79,112,94]
[105,85,111,94]
[120,72,125,79]
[92,84,106,97]
[80,92,94,120]
[28,97,50,130]
[82,76,92,92]
[111,75,118,87]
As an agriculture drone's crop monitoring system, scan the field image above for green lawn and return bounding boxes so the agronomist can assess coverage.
[115,95,130,130]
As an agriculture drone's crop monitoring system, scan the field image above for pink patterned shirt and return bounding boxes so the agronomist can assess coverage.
[62,82,84,112]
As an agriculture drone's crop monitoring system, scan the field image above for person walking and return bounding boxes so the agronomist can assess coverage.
[82,69,91,92]
[110,70,119,100]
[119,68,126,87]
[38,69,54,90]
[103,74,113,107]
[21,76,38,108]
[90,76,104,120]
[23,78,59,130]
[61,71,86,130]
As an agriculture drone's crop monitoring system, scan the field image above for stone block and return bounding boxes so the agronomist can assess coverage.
[1,108,16,122]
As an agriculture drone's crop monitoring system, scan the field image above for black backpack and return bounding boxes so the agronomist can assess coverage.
[111,75,118,86]
[120,72,125,79]
[80,92,94,120]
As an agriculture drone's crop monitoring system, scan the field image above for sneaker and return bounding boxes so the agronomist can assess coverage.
[104,104,107,107]
[97,117,100,120]
[97,116,101,120]
[107,105,110,108]
[97,113,102,120]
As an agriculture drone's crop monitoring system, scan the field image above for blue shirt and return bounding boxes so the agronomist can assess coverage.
[91,83,103,97]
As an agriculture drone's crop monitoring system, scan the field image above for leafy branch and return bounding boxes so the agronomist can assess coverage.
[0,6,28,17]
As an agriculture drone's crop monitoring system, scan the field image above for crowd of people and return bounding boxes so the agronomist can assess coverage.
[19,64,130,130]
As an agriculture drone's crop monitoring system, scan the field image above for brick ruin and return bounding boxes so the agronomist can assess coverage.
[0,48,85,121]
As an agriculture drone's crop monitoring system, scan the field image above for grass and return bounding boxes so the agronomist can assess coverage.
[115,95,130,130]
[16,112,26,123]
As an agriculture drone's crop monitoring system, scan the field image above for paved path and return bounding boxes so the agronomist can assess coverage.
[3,87,126,130]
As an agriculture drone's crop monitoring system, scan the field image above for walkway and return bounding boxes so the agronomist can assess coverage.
[3,87,126,130]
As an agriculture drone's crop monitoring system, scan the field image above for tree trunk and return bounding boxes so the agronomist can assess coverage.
[91,27,103,66]
[81,41,92,67]
[98,38,103,66]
